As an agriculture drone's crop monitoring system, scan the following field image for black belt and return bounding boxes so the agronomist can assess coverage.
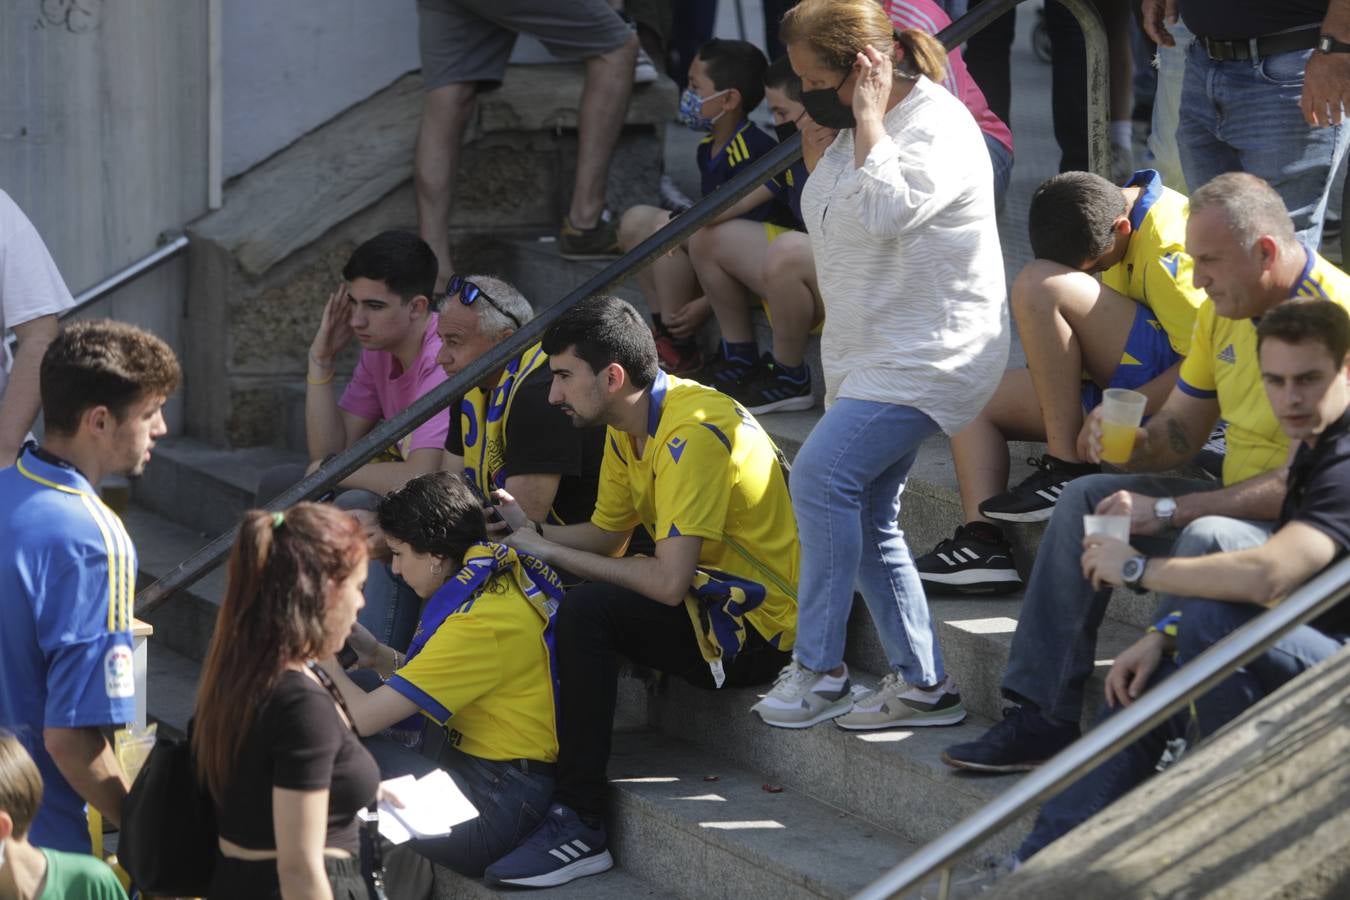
[1196,27,1319,62]
[505,757,556,776]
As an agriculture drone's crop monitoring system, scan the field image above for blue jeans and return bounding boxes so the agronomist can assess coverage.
[1178,42,1350,247]
[790,400,944,685]
[1002,473,1226,724]
[363,736,554,877]
[1018,598,1347,860]
[984,132,1014,213]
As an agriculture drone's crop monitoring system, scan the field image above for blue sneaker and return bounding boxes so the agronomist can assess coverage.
[940,704,1080,773]
[484,804,614,888]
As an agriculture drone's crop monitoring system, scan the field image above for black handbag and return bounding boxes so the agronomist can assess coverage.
[118,723,217,895]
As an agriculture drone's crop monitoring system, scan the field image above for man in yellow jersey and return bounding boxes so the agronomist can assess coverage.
[483,294,799,889]
[0,320,180,852]
[942,172,1350,774]
[437,274,603,528]
[918,169,1208,595]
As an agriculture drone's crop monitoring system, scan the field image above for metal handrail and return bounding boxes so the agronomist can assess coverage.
[133,0,1112,609]
[854,554,1350,900]
[3,234,190,352]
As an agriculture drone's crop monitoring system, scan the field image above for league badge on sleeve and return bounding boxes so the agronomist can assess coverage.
[105,645,135,699]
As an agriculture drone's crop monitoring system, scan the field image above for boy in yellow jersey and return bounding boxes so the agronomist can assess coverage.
[917,169,1208,596]
[942,172,1350,775]
[483,295,799,889]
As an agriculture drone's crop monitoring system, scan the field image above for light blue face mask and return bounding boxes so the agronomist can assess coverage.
[678,86,730,131]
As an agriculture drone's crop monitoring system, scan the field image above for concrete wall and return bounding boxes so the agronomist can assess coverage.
[1,0,212,435]
[221,0,418,179]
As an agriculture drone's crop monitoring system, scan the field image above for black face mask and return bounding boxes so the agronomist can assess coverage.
[799,74,855,129]
[774,120,798,142]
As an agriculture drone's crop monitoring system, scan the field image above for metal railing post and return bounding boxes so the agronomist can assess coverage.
[1053,0,1112,180]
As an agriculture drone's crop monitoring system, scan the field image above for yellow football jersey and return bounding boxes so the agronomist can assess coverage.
[591,372,799,650]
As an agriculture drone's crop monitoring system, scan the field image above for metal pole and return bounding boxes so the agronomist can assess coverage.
[1053,0,1112,180]
[852,555,1350,900]
[131,0,1039,615]
[135,135,805,616]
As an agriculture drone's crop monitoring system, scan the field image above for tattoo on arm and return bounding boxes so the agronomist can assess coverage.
[1167,416,1192,456]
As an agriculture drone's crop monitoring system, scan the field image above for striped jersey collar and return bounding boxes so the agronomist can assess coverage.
[702,118,757,164]
[1124,168,1163,232]
[646,369,670,438]
[16,445,95,494]
[1292,244,1324,299]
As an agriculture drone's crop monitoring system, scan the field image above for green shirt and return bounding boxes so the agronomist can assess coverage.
[39,849,128,900]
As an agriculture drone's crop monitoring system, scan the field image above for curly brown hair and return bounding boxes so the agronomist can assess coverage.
[40,319,181,435]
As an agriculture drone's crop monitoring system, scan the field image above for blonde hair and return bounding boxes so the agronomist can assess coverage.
[780,0,947,83]
[0,732,43,839]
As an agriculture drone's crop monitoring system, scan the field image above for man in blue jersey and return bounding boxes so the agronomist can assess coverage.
[0,319,180,853]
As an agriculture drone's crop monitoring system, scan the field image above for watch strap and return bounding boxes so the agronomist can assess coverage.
[1319,34,1350,53]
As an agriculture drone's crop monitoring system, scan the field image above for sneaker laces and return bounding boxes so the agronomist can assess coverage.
[767,661,819,701]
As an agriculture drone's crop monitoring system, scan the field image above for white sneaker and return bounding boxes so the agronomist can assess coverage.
[634,46,659,84]
[835,673,967,730]
[751,661,853,729]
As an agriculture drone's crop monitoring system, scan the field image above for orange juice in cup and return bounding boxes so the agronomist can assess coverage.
[1099,389,1147,465]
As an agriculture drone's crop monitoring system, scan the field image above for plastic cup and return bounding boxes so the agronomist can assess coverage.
[1083,514,1130,543]
[1099,388,1147,464]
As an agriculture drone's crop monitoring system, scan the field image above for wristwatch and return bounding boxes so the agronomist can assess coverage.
[1122,554,1150,594]
[1318,34,1350,53]
[1154,497,1177,527]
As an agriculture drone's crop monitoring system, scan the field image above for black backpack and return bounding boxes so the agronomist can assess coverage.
[118,724,216,895]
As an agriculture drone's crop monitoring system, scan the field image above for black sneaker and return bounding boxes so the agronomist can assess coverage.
[940,705,1080,773]
[731,357,814,415]
[978,455,1100,524]
[700,351,762,391]
[559,209,622,260]
[916,525,1022,596]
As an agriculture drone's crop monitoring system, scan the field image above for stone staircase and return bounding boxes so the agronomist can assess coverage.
[125,232,1161,896]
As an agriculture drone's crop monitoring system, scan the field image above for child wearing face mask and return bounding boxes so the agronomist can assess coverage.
[689,56,824,414]
[616,38,777,376]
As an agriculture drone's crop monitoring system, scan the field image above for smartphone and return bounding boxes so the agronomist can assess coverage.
[336,640,359,669]
[460,471,509,531]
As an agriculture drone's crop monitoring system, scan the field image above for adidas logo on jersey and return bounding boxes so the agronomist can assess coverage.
[1217,344,1237,365]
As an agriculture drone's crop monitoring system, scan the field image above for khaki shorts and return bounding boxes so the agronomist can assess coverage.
[417,0,633,90]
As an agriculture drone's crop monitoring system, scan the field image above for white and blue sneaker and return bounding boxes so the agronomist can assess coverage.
[484,804,614,888]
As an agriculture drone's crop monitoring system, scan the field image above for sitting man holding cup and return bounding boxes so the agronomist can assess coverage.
[941,172,1350,774]
[1011,296,1350,862]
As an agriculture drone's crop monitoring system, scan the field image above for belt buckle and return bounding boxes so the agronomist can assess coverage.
[1204,37,1239,62]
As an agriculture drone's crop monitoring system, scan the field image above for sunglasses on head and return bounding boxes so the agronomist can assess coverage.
[447,275,522,329]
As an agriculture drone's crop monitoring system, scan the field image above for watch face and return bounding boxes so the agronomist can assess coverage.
[1124,557,1145,582]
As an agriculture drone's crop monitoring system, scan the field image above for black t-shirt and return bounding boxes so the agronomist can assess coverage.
[1280,408,1350,635]
[1181,0,1325,40]
[215,670,379,855]
[446,364,604,525]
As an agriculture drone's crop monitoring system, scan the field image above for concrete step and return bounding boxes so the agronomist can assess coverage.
[144,639,200,740]
[124,502,226,662]
[433,865,677,899]
[619,669,1029,859]
[845,594,1143,732]
[133,436,304,536]
[605,729,969,900]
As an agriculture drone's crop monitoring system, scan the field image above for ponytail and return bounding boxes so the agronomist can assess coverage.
[896,29,947,84]
[194,504,365,801]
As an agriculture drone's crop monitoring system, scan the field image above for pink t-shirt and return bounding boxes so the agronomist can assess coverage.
[885,0,1014,154]
[338,314,449,458]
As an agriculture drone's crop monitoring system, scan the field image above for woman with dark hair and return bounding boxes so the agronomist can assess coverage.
[194,503,378,899]
[751,0,1009,730]
[320,472,563,877]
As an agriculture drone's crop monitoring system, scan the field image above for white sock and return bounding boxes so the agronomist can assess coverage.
[1110,120,1132,148]
[813,664,848,692]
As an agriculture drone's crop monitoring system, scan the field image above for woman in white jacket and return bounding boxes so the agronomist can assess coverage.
[752,0,1009,730]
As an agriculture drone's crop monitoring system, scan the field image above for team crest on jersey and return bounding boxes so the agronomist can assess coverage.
[104,645,134,699]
